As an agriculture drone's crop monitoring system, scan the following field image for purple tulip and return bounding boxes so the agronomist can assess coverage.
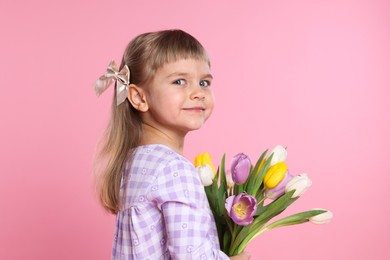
[225,193,257,226]
[264,170,294,200]
[231,153,251,185]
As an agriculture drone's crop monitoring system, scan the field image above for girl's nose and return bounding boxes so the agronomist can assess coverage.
[190,86,206,100]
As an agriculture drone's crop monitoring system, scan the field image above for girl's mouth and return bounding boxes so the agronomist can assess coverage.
[183,107,205,111]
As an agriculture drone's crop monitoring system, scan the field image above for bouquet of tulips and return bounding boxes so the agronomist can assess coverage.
[194,145,333,256]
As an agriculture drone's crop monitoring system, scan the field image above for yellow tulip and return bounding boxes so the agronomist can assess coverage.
[263,162,288,189]
[194,152,216,177]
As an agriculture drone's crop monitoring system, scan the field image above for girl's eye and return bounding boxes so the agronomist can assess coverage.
[199,80,210,87]
[173,79,186,85]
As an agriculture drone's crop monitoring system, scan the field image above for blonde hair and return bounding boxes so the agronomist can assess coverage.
[95,29,210,214]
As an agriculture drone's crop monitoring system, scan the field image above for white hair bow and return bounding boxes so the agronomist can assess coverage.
[93,60,130,105]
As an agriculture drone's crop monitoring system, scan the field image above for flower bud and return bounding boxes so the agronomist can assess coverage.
[309,209,333,224]
[231,153,251,185]
[225,169,234,189]
[263,162,288,189]
[285,173,312,198]
[270,145,287,166]
[196,165,214,186]
[194,152,216,176]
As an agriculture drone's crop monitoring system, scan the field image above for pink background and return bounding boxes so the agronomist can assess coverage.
[1,0,389,259]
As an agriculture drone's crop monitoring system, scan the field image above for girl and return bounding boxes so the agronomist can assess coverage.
[93,30,249,260]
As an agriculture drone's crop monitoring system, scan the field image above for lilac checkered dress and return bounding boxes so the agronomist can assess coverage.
[112,144,229,259]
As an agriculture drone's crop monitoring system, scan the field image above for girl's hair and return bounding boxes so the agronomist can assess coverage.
[95,29,210,214]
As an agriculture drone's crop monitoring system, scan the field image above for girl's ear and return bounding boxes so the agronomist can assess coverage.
[127,84,149,112]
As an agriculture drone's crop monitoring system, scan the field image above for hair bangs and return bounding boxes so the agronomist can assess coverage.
[147,30,210,75]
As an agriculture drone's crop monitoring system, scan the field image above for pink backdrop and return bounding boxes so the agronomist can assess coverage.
[1,0,389,259]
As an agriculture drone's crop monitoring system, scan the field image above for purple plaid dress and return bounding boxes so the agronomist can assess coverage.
[112,144,229,260]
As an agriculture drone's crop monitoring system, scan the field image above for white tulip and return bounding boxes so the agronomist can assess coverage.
[225,169,234,189]
[196,164,214,186]
[270,145,288,166]
[285,173,312,198]
[309,208,333,224]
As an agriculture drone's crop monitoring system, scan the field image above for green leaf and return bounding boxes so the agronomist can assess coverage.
[214,220,227,251]
[255,185,265,203]
[218,154,228,201]
[229,225,250,256]
[215,155,228,220]
[235,209,327,254]
[245,149,268,196]
[238,183,245,194]
[233,218,269,255]
[251,152,274,196]
[223,228,231,252]
[255,190,298,218]
[205,186,217,216]
[231,190,298,254]
[265,209,327,230]
[233,183,237,195]
[242,164,253,192]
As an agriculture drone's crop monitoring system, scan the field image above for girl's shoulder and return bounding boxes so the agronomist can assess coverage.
[130,144,193,173]
[133,143,182,160]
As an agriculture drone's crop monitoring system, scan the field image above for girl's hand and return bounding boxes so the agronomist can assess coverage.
[230,251,251,259]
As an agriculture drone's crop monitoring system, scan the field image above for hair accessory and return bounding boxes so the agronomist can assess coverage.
[93,60,130,105]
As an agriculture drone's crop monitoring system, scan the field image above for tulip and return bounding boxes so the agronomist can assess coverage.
[196,164,214,186]
[194,152,216,175]
[263,162,288,189]
[194,152,216,186]
[225,193,257,226]
[264,170,294,200]
[309,209,333,224]
[225,169,234,189]
[269,145,287,166]
[285,173,312,198]
[231,153,251,185]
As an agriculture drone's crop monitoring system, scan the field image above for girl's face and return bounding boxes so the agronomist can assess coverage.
[143,58,214,137]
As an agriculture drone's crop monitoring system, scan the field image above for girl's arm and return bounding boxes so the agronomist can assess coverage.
[161,201,230,259]
[153,158,230,259]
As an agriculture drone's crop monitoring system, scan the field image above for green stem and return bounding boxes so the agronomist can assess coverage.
[226,218,234,237]
[257,197,266,206]
[229,224,237,255]
[236,227,270,254]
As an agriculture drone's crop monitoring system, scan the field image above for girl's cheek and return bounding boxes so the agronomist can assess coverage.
[209,92,216,107]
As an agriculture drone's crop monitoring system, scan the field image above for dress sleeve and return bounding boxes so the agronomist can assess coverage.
[150,158,229,260]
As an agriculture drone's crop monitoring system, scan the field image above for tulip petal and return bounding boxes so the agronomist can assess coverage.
[197,165,214,186]
[264,162,288,189]
[270,145,288,166]
[226,193,257,226]
[225,170,234,189]
[225,195,235,213]
[265,170,293,199]
[285,173,312,198]
[231,153,251,185]
[309,208,333,224]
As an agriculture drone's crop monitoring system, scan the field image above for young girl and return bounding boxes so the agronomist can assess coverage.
[93,29,249,260]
